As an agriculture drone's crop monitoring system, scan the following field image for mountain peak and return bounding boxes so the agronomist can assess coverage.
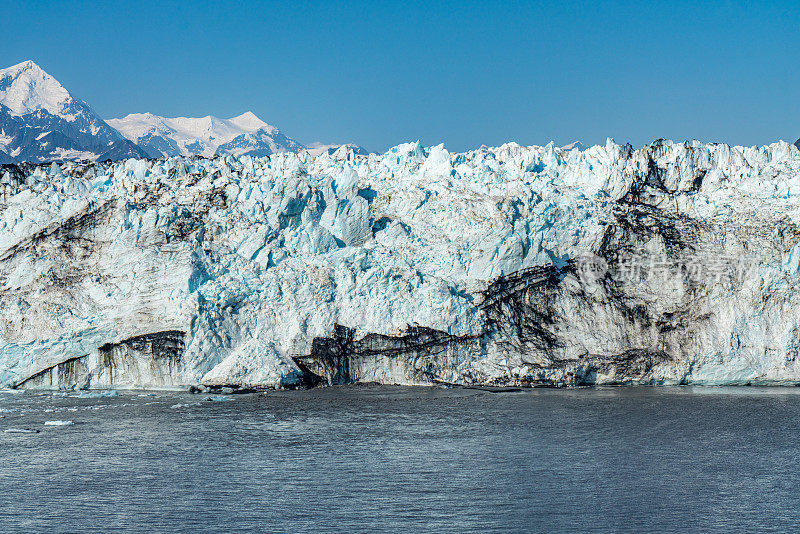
[0,60,71,116]
[0,61,363,163]
[229,111,269,131]
[3,59,45,77]
[0,60,145,163]
[307,142,370,157]
[560,140,586,151]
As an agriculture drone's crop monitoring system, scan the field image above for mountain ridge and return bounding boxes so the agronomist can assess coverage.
[0,60,368,162]
[0,60,147,163]
[2,60,792,164]
[107,111,309,158]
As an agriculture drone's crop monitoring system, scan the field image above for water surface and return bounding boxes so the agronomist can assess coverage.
[1,385,798,532]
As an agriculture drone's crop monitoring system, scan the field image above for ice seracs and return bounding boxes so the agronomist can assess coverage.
[2,139,800,389]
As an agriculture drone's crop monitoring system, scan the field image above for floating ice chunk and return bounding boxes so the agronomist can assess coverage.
[44,420,74,426]
[203,396,232,402]
[77,390,119,398]
[4,428,39,433]
[200,338,299,389]
[170,402,199,409]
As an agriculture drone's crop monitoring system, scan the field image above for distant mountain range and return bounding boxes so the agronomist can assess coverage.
[0,60,367,163]
[106,111,305,158]
[3,60,796,165]
[560,141,586,151]
[305,142,369,157]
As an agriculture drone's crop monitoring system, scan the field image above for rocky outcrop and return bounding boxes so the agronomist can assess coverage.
[2,139,800,389]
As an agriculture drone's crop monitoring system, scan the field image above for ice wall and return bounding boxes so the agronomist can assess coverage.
[2,139,800,389]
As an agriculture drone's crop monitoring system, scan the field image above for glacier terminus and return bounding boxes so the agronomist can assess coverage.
[2,138,800,390]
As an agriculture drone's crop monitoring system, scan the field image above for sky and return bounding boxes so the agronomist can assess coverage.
[3,0,799,152]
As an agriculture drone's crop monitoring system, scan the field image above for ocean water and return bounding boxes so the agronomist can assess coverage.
[1,385,799,533]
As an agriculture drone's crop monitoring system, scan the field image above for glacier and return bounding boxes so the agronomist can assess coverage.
[2,138,800,390]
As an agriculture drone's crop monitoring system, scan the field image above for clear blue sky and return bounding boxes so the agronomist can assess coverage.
[4,0,799,152]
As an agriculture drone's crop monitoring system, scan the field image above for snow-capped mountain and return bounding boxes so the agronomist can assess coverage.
[107,111,307,158]
[560,140,586,151]
[306,142,370,157]
[0,60,146,163]
[0,60,369,163]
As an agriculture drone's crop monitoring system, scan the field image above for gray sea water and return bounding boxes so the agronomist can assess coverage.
[1,385,799,533]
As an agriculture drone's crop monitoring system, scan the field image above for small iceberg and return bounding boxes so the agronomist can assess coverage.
[44,420,74,426]
[170,402,199,409]
[4,428,39,433]
[203,396,232,402]
[77,390,118,399]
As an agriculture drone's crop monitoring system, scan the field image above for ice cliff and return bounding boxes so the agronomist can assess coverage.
[3,138,800,389]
